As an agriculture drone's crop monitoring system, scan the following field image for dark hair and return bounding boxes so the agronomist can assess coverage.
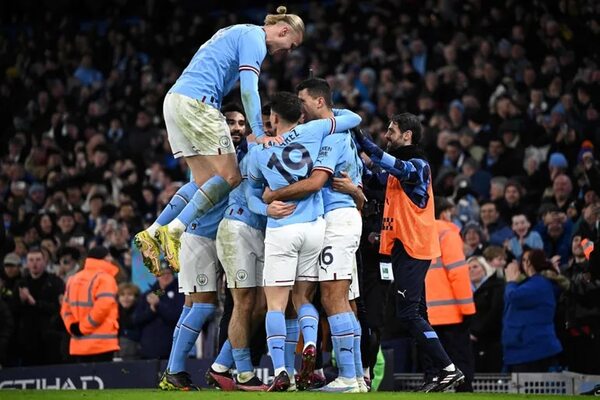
[261,104,271,116]
[434,196,453,218]
[270,92,302,123]
[221,103,245,117]
[523,248,553,274]
[479,200,497,210]
[390,113,422,145]
[295,78,332,108]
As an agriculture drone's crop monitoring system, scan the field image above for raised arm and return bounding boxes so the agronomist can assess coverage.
[239,30,267,138]
[354,128,422,183]
[331,108,362,135]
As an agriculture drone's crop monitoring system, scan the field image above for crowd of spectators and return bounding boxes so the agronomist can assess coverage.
[0,0,599,375]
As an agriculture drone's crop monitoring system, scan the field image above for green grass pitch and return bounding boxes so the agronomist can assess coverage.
[0,390,582,400]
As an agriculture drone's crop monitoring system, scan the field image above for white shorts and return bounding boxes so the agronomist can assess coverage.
[163,92,235,158]
[216,218,265,289]
[263,218,326,287]
[319,207,362,282]
[348,257,360,301]
[178,233,220,294]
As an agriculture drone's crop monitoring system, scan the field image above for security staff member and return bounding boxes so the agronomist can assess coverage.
[355,113,464,392]
[425,197,475,391]
[61,246,119,362]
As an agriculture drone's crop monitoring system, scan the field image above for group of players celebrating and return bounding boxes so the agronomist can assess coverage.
[133,5,463,393]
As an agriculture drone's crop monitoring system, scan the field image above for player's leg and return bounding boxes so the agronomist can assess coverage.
[292,218,325,390]
[391,240,463,392]
[249,287,267,367]
[159,296,192,390]
[135,181,199,275]
[162,233,218,390]
[213,219,267,390]
[154,94,241,270]
[349,264,368,392]
[317,208,362,392]
[263,224,303,392]
[284,295,299,391]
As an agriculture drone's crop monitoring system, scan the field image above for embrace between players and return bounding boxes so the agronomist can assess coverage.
[134,4,464,393]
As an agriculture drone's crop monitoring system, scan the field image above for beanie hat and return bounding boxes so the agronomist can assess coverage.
[548,152,568,169]
[87,246,110,260]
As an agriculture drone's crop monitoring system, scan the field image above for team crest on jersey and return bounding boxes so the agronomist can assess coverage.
[236,269,248,282]
[196,274,209,286]
[219,136,231,148]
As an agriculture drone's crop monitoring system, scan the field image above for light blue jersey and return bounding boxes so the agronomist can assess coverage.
[247,109,361,228]
[169,24,266,136]
[186,196,228,240]
[313,133,363,214]
[223,144,267,231]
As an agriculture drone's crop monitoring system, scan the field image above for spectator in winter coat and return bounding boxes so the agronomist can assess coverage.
[561,235,600,374]
[502,249,569,372]
[18,247,65,366]
[117,282,141,360]
[468,256,504,372]
[133,266,184,359]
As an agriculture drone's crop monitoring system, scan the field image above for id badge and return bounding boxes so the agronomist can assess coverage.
[379,262,394,281]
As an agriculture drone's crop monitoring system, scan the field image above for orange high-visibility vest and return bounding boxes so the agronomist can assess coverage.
[61,258,120,356]
[380,175,441,260]
[582,238,594,260]
[425,220,475,325]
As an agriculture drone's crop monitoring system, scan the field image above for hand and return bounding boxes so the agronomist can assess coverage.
[332,172,357,194]
[505,261,521,282]
[262,187,275,204]
[19,287,36,305]
[246,133,257,144]
[550,255,561,272]
[256,135,283,147]
[70,322,83,337]
[146,292,160,310]
[267,201,296,219]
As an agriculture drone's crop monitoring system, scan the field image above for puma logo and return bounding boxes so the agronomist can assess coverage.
[320,266,328,272]
[397,289,407,298]
[340,347,353,353]
[167,202,176,210]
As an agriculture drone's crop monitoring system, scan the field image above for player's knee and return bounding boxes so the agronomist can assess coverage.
[222,169,242,188]
[233,289,256,312]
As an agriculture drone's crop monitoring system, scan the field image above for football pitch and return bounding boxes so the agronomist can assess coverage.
[0,390,581,400]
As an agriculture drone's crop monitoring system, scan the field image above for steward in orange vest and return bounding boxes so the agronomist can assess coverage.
[354,113,464,392]
[423,197,476,391]
[61,246,119,361]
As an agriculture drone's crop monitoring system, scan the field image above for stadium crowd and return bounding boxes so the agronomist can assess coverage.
[0,0,599,385]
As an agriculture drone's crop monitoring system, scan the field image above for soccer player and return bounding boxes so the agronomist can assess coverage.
[354,114,465,392]
[206,107,294,392]
[134,6,305,274]
[246,92,361,391]
[159,197,226,390]
[262,78,366,392]
[159,104,250,391]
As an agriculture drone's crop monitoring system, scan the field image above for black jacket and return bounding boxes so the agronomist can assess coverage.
[471,274,505,341]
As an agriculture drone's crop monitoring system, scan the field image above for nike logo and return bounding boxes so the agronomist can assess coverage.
[340,347,353,353]
[273,346,284,351]
[397,289,407,298]
[305,325,316,330]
